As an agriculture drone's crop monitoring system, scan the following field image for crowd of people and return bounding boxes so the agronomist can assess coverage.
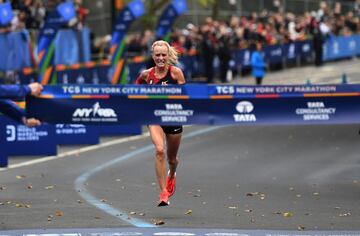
[0,0,88,33]
[123,1,360,82]
[0,0,360,82]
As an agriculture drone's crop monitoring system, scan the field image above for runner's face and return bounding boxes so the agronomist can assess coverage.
[152,45,169,68]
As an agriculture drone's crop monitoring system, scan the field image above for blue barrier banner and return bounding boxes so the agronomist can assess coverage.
[264,44,283,64]
[297,40,313,58]
[55,123,99,145]
[0,31,32,71]
[0,115,57,159]
[97,124,142,136]
[37,1,77,83]
[283,43,296,60]
[54,30,80,65]
[323,35,359,61]
[54,28,91,65]
[26,84,360,125]
[156,0,188,38]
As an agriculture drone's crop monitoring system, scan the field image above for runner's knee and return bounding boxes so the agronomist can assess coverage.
[155,146,166,161]
[168,158,178,166]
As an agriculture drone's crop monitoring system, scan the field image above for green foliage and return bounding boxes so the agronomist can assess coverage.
[198,0,216,7]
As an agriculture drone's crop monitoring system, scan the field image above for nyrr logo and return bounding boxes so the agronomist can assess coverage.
[72,102,118,123]
[73,102,116,118]
[234,101,256,122]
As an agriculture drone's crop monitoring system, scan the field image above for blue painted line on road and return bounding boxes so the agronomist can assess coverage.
[74,126,221,227]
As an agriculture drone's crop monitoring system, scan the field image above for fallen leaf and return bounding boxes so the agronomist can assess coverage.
[297,225,306,231]
[246,192,258,196]
[339,212,351,217]
[45,185,55,190]
[185,209,192,215]
[154,220,165,225]
[55,210,64,217]
[15,203,23,208]
[16,175,26,179]
[283,212,294,217]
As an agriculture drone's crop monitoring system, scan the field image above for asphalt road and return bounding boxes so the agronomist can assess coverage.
[1,124,360,231]
[1,59,360,234]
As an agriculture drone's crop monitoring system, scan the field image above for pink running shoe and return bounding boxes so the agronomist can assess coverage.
[158,189,169,207]
[166,171,176,197]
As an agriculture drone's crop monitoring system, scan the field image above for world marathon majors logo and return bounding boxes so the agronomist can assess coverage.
[72,102,118,123]
[233,101,256,122]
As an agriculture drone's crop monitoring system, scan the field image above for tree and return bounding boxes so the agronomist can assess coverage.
[198,0,219,20]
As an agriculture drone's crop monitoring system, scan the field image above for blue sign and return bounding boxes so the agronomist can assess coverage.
[128,0,145,18]
[0,115,57,167]
[97,124,142,136]
[57,1,76,21]
[0,2,13,25]
[55,123,99,145]
[156,0,188,38]
[111,0,144,46]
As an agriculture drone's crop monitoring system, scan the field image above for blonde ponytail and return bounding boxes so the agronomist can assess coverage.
[151,40,179,65]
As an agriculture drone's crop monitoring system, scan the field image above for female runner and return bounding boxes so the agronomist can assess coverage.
[135,40,186,206]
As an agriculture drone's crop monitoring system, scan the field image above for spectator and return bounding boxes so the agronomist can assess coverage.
[313,21,325,67]
[200,23,217,83]
[251,41,266,85]
[75,0,89,29]
[217,28,232,83]
[0,82,43,127]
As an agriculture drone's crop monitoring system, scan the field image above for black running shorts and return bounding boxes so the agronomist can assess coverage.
[161,126,183,135]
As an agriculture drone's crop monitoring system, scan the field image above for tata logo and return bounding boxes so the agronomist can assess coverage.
[73,102,117,118]
[236,101,254,113]
[234,101,256,122]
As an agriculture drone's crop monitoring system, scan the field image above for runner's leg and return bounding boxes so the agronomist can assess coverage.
[148,125,167,191]
[166,132,181,177]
